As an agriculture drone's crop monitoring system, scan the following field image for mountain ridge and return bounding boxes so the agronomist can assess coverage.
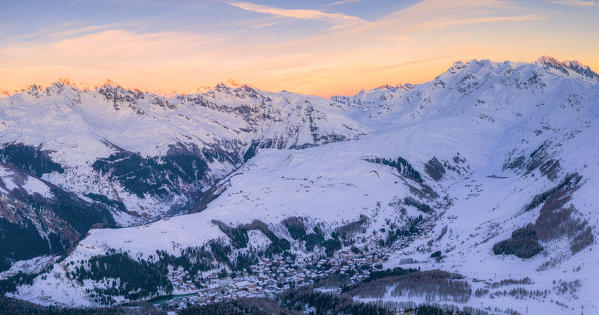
[0,56,598,314]
[2,56,596,99]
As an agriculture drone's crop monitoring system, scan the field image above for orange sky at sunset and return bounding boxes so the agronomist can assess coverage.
[1,0,597,97]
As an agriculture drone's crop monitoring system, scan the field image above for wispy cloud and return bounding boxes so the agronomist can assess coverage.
[329,0,361,6]
[15,24,113,42]
[0,0,593,97]
[3,16,170,44]
[228,1,366,28]
[410,14,541,32]
[551,0,597,6]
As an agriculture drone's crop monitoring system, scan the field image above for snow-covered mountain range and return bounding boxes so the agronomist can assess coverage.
[1,56,598,314]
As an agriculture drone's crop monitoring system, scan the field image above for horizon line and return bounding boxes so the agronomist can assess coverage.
[1,55,596,99]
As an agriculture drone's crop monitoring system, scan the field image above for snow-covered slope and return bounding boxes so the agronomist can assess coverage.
[0,81,364,224]
[0,161,116,271]
[5,57,599,314]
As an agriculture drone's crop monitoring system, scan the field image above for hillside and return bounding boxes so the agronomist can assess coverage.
[0,81,364,267]
[1,57,598,314]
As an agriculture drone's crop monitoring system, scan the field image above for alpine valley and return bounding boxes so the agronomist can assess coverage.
[0,56,598,314]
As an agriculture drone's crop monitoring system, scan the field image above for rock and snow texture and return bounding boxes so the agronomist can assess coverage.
[4,57,599,313]
[0,82,364,224]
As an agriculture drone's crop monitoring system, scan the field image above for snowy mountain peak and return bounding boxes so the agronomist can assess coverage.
[100,79,120,88]
[214,79,256,91]
[224,78,243,87]
[332,57,599,128]
[440,59,509,78]
[419,57,597,92]
[537,55,581,69]
[536,55,599,81]
[442,57,598,83]
[53,77,91,90]
[0,77,366,224]
[446,60,467,73]
[2,57,599,314]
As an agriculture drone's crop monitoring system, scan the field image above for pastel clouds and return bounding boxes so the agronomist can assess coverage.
[229,1,366,25]
[0,0,596,97]
[551,0,597,6]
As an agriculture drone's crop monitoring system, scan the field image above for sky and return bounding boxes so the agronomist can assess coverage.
[0,0,598,97]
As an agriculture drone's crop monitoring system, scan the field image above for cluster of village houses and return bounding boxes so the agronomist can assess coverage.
[162,237,405,309]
